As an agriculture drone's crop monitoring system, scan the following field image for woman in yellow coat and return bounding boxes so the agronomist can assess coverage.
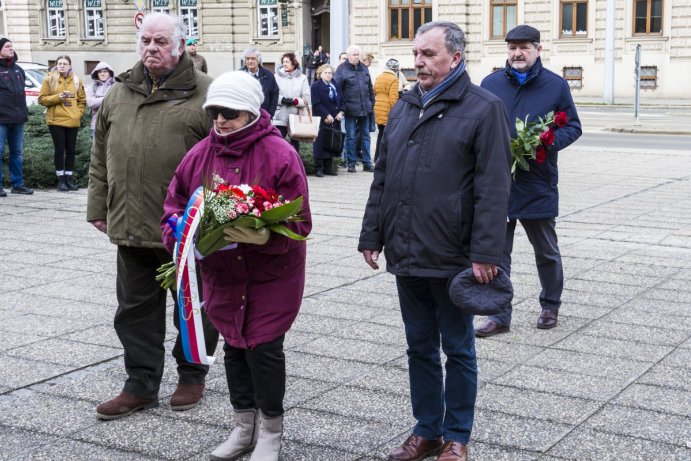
[373,59,400,162]
[39,55,86,191]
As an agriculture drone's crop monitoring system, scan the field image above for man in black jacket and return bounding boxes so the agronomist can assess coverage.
[241,46,279,118]
[0,37,33,196]
[358,21,511,461]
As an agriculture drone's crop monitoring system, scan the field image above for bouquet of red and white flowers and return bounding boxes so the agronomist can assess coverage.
[510,111,568,179]
[156,175,306,289]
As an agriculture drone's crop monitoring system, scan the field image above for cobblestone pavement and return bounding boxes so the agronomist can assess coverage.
[1,133,690,460]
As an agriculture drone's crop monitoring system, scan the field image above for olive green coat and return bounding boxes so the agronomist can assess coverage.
[86,53,212,248]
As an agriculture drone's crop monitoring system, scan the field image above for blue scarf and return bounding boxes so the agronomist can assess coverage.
[511,69,528,85]
[419,60,466,109]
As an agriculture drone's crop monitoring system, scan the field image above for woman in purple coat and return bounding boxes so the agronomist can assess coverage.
[161,71,311,461]
[310,63,345,177]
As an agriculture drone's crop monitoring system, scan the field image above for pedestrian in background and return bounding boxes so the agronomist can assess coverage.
[362,52,374,68]
[305,46,324,85]
[241,46,279,118]
[186,37,207,73]
[0,37,33,196]
[163,70,311,461]
[359,21,511,461]
[39,55,86,192]
[373,58,400,163]
[334,45,374,173]
[310,63,345,177]
[87,12,218,421]
[273,52,310,154]
[476,24,582,338]
[86,61,115,139]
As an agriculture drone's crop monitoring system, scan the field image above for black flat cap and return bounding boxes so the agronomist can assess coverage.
[447,267,513,316]
[505,25,540,43]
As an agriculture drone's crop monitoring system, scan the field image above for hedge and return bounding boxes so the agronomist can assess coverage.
[2,105,323,190]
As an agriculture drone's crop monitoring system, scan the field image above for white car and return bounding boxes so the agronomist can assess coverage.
[17,62,49,106]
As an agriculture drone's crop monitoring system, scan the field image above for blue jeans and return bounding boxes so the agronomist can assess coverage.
[396,276,477,444]
[344,115,372,168]
[0,123,26,188]
[490,218,563,326]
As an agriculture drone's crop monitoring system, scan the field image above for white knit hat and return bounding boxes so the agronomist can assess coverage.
[203,71,264,117]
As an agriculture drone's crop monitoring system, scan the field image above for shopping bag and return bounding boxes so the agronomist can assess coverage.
[322,125,345,154]
[288,107,320,142]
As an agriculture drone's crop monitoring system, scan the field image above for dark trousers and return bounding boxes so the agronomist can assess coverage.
[48,125,78,172]
[396,276,477,444]
[276,125,301,154]
[490,218,563,326]
[315,157,333,174]
[224,335,286,417]
[374,124,386,162]
[115,246,219,399]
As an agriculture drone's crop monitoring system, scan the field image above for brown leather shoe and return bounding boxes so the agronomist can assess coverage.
[388,434,443,461]
[96,392,158,420]
[537,309,558,329]
[436,441,468,461]
[474,319,510,338]
[170,383,205,410]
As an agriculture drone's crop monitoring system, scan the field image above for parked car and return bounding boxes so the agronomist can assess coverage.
[17,62,50,106]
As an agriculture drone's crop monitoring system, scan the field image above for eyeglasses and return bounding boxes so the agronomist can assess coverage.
[206,107,241,121]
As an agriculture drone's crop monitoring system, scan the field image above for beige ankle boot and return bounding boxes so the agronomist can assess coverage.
[248,412,283,461]
[209,409,259,461]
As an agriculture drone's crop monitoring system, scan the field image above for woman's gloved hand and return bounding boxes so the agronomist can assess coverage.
[281,97,299,106]
[223,226,270,245]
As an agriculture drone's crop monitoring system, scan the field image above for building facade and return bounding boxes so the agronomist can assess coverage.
[1,0,689,102]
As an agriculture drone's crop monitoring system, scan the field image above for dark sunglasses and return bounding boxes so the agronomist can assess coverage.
[206,106,241,120]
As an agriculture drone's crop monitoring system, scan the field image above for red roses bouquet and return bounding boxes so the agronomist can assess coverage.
[510,111,568,179]
[156,175,306,289]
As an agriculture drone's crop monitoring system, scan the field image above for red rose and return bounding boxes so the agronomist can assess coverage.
[535,145,546,164]
[539,127,555,146]
[554,111,568,127]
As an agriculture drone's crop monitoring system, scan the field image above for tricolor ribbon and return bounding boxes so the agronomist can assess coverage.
[171,186,215,365]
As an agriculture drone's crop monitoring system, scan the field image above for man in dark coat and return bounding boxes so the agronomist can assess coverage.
[0,37,33,196]
[241,46,279,118]
[358,21,511,461]
[477,24,582,337]
[334,45,375,173]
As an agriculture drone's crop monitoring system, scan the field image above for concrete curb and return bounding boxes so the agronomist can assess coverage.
[606,126,691,135]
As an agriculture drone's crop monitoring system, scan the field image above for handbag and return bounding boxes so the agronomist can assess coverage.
[288,107,320,142]
[322,125,344,154]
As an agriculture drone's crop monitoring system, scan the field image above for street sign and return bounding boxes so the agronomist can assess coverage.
[134,11,144,30]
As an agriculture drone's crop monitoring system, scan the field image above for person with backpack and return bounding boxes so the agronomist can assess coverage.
[39,55,86,191]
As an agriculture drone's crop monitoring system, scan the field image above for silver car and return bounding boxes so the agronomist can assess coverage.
[17,62,49,106]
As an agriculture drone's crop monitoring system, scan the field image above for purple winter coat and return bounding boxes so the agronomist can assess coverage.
[161,110,312,348]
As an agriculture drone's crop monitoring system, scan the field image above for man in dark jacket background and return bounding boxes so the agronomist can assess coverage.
[335,45,375,173]
[359,21,511,461]
[87,12,219,421]
[0,37,33,196]
[241,46,279,118]
[477,25,582,337]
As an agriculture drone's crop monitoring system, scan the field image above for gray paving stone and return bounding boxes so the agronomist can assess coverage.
[661,347,691,368]
[74,415,226,460]
[478,315,588,347]
[346,365,410,395]
[608,303,691,330]
[580,319,689,346]
[637,364,691,391]
[285,351,377,383]
[614,383,691,417]
[61,325,123,348]
[467,441,541,461]
[584,404,691,447]
[548,427,691,461]
[299,298,386,322]
[476,384,600,425]
[0,313,96,337]
[0,392,96,435]
[474,339,545,364]
[291,312,357,336]
[0,355,73,389]
[0,426,61,461]
[284,330,321,350]
[332,320,407,346]
[27,439,161,461]
[3,331,50,350]
[560,288,625,308]
[493,365,625,401]
[34,366,124,404]
[5,338,121,367]
[291,336,403,365]
[525,348,652,380]
[552,334,673,362]
[472,409,573,452]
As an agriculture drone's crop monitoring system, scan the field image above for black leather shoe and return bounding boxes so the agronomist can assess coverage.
[11,185,34,195]
[363,164,374,172]
[474,319,510,338]
[388,434,443,461]
[537,309,558,329]
[315,169,324,177]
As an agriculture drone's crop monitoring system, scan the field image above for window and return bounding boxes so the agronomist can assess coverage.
[563,66,583,89]
[152,0,170,14]
[257,0,279,38]
[0,0,5,37]
[388,0,432,41]
[640,65,657,89]
[634,0,662,34]
[46,0,66,38]
[491,0,517,38]
[561,0,587,37]
[179,0,198,37]
[84,0,104,39]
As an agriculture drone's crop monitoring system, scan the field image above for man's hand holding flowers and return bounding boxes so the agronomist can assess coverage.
[223,226,270,245]
[510,111,567,179]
